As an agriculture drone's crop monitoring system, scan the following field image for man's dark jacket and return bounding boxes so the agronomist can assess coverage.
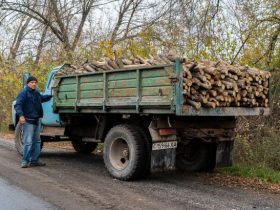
[14,86,52,123]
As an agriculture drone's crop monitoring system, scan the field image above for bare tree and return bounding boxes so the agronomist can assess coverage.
[2,0,99,55]
[108,0,170,46]
[34,25,48,64]
[8,15,32,61]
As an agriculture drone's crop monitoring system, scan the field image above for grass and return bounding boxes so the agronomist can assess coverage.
[219,164,280,184]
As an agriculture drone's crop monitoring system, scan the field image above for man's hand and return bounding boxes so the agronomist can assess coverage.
[19,116,25,124]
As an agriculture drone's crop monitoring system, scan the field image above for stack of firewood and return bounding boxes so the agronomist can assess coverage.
[54,55,176,76]
[55,55,271,109]
[182,60,271,109]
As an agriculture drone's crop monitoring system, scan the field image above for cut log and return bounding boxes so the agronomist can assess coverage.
[203,67,218,76]
[213,80,222,87]
[190,94,208,104]
[185,99,201,110]
[82,63,96,72]
[193,73,207,82]
[183,78,193,87]
[116,58,124,68]
[190,88,198,95]
[122,58,133,65]
[135,55,147,64]
[182,65,192,79]
[105,57,119,69]
[160,55,173,64]
[215,95,225,101]
[204,102,216,108]
[209,90,217,97]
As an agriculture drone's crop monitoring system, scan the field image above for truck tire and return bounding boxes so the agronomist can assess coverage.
[176,140,214,172]
[103,124,148,181]
[71,139,97,154]
[204,143,217,172]
[15,123,44,156]
[131,125,152,178]
[15,123,24,155]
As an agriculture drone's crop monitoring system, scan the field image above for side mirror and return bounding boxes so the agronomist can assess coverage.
[23,71,30,88]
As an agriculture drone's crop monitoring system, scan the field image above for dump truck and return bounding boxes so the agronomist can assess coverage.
[10,59,271,180]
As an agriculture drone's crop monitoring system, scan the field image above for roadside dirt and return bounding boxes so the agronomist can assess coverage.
[203,172,280,194]
[0,137,279,210]
[44,140,280,194]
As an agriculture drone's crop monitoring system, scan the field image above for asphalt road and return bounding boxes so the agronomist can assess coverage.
[0,177,55,210]
[0,137,279,210]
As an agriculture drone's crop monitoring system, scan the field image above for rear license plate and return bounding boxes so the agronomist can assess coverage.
[152,141,177,150]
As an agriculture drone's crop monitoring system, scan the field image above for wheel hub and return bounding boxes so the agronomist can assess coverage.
[109,138,130,170]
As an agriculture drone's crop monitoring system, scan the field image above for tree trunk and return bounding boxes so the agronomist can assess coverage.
[34,26,48,65]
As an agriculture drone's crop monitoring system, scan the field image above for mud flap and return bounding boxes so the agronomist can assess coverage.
[148,119,177,172]
[151,148,176,172]
[216,141,234,168]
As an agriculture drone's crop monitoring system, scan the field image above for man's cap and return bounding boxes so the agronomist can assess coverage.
[26,76,38,84]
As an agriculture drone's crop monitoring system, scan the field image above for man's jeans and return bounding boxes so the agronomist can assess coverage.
[22,122,41,165]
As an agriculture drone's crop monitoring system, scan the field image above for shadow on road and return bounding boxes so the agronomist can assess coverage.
[40,150,201,183]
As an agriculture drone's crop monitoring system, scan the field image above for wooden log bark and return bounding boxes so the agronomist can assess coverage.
[203,67,218,76]
[185,99,201,110]
[122,58,133,65]
[190,94,208,104]
[82,63,96,72]
[105,57,119,69]
[204,101,216,108]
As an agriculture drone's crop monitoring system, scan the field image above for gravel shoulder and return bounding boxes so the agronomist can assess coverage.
[0,137,279,210]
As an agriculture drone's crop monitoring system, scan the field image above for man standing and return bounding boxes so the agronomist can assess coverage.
[14,76,52,168]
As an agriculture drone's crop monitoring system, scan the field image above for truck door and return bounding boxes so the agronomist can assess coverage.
[41,69,61,126]
[23,72,30,86]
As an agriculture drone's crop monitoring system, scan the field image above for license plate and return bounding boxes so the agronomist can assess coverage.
[152,141,177,150]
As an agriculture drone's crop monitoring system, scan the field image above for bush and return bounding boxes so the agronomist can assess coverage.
[0,60,56,132]
[233,71,280,171]
[234,126,280,170]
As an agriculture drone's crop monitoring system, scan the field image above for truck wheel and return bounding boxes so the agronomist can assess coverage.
[204,143,217,172]
[103,124,148,181]
[15,123,24,155]
[176,140,213,172]
[131,125,152,178]
[71,139,97,154]
[15,123,44,156]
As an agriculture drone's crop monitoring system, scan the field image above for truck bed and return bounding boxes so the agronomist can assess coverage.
[52,61,270,116]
